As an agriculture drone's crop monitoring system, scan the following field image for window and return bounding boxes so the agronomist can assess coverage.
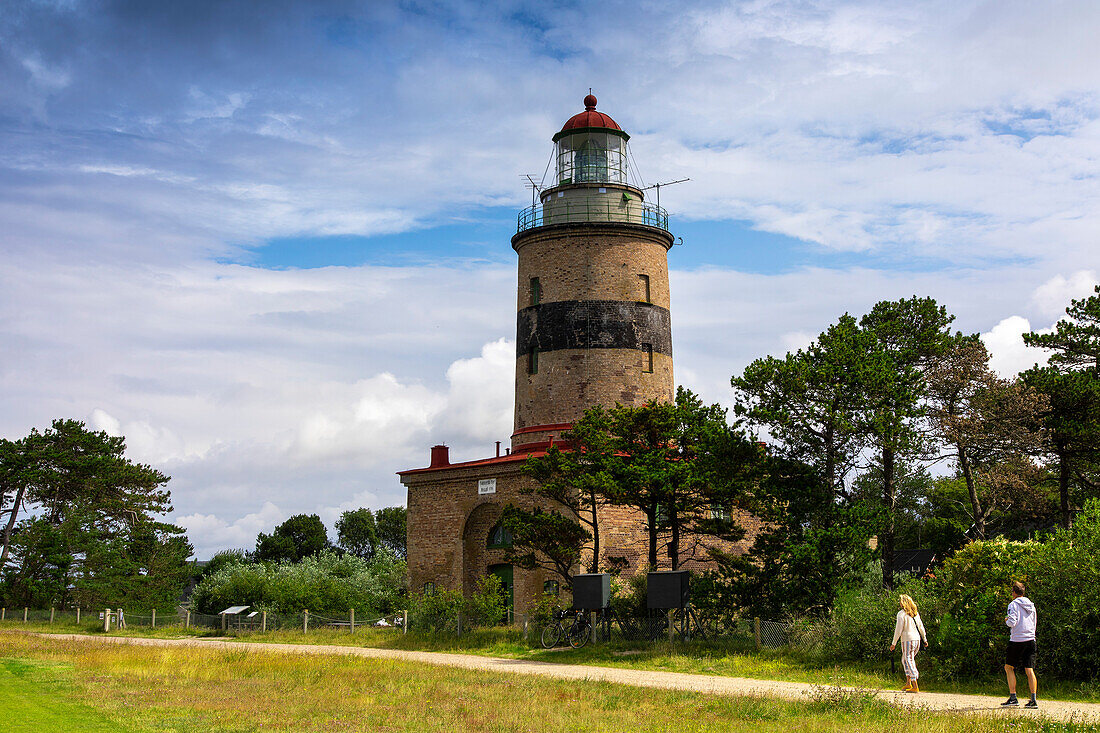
[422,582,435,595]
[487,522,513,549]
[655,502,669,525]
[530,277,541,306]
[543,579,560,596]
[575,138,608,182]
[710,503,730,521]
[641,343,653,373]
[528,347,539,375]
[638,274,650,303]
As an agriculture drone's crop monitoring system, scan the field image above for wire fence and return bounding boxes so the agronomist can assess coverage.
[0,605,410,635]
[0,603,791,650]
[401,605,793,649]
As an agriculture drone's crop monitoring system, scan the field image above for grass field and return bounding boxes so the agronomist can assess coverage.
[5,616,1099,707]
[2,630,1098,732]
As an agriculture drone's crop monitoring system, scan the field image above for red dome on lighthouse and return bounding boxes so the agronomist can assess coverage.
[559,94,623,134]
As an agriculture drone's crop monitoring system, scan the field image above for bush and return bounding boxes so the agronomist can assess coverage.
[188,548,406,617]
[407,573,508,634]
[814,498,1100,680]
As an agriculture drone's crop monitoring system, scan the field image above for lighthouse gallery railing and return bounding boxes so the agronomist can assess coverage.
[517,199,669,234]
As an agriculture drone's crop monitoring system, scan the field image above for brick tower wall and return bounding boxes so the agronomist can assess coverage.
[511,223,675,447]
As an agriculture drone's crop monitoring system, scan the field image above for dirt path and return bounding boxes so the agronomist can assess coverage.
[43,634,1100,723]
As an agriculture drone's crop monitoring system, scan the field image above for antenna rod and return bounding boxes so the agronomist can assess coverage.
[643,178,690,210]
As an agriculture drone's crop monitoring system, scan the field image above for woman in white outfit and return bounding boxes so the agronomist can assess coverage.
[889,594,929,692]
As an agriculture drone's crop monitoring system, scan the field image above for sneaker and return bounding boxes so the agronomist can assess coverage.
[1001,696,1019,706]
[1024,699,1038,708]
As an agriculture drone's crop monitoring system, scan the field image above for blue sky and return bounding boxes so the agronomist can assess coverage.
[2,0,1099,557]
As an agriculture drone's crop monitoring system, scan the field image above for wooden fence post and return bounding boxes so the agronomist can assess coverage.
[668,610,674,642]
[104,608,111,632]
[76,607,81,624]
[349,608,355,632]
[1,607,5,621]
[50,607,55,624]
[151,609,156,628]
[261,610,267,633]
[23,607,28,623]
[185,609,190,629]
[754,617,761,650]
[303,610,309,632]
[221,613,227,633]
[403,610,408,634]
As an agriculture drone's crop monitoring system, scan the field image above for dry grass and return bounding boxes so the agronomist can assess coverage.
[7,618,1099,705]
[2,630,1097,732]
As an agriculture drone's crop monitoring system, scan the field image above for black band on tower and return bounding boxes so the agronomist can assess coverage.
[516,300,672,356]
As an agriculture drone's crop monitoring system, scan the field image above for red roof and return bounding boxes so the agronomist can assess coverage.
[560,94,622,134]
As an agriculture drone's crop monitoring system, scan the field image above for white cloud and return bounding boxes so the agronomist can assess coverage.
[1031,270,1098,319]
[4,1,1100,559]
[176,501,286,555]
[981,316,1050,378]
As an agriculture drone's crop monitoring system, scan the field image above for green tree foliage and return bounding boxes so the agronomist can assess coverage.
[732,314,870,498]
[1022,366,1100,528]
[200,549,251,579]
[1023,285,1100,527]
[859,296,959,588]
[336,508,379,559]
[254,513,330,563]
[713,453,877,618]
[599,388,748,569]
[1024,284,1100,371]
[189,548,406,617]
[374,506,406,559]
[0,419,191,609]
[500,505,588,585]
[522,405,616,573]
[520,388,748,575]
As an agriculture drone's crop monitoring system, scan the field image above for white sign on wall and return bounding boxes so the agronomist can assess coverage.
[478,478,497,495]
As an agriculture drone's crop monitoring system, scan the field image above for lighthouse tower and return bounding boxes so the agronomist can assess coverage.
[399,97,682,614]
[511,95,675,451]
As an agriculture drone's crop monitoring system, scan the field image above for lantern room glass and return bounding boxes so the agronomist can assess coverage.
[555,130,628,186]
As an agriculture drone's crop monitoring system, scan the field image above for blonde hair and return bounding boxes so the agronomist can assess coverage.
[899,594,918,617]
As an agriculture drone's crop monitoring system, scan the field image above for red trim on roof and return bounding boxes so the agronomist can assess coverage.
[397,447,549,477]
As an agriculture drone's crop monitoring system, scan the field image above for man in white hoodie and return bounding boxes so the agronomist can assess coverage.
[1002,580,1038,708]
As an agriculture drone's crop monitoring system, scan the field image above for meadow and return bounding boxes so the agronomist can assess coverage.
[2,629,1098,733]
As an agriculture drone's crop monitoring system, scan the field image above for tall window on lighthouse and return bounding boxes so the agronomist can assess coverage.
[575,139,608,183]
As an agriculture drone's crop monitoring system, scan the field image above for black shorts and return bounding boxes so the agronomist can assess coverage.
[1006,640,1037,669]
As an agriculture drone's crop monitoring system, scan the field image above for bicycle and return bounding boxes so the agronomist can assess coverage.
[540,608,592,649]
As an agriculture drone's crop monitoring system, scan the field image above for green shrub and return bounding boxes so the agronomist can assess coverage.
[407,573,509,634]
[188,548,406,617]
[822,574,935,664]
[815,498,1100,680]
[408,587,465,633]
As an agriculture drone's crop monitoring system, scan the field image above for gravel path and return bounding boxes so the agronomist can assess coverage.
[43,634,1100,723]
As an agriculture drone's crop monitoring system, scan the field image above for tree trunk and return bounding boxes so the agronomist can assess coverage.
[0,483,27,567]
[588,489,600,573]
[647,503,658,569]
[958,444,985,540]
[881,447,896,590]
[668,507,679,570]
[824,420,837,500]
[1059,450,1072,529]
